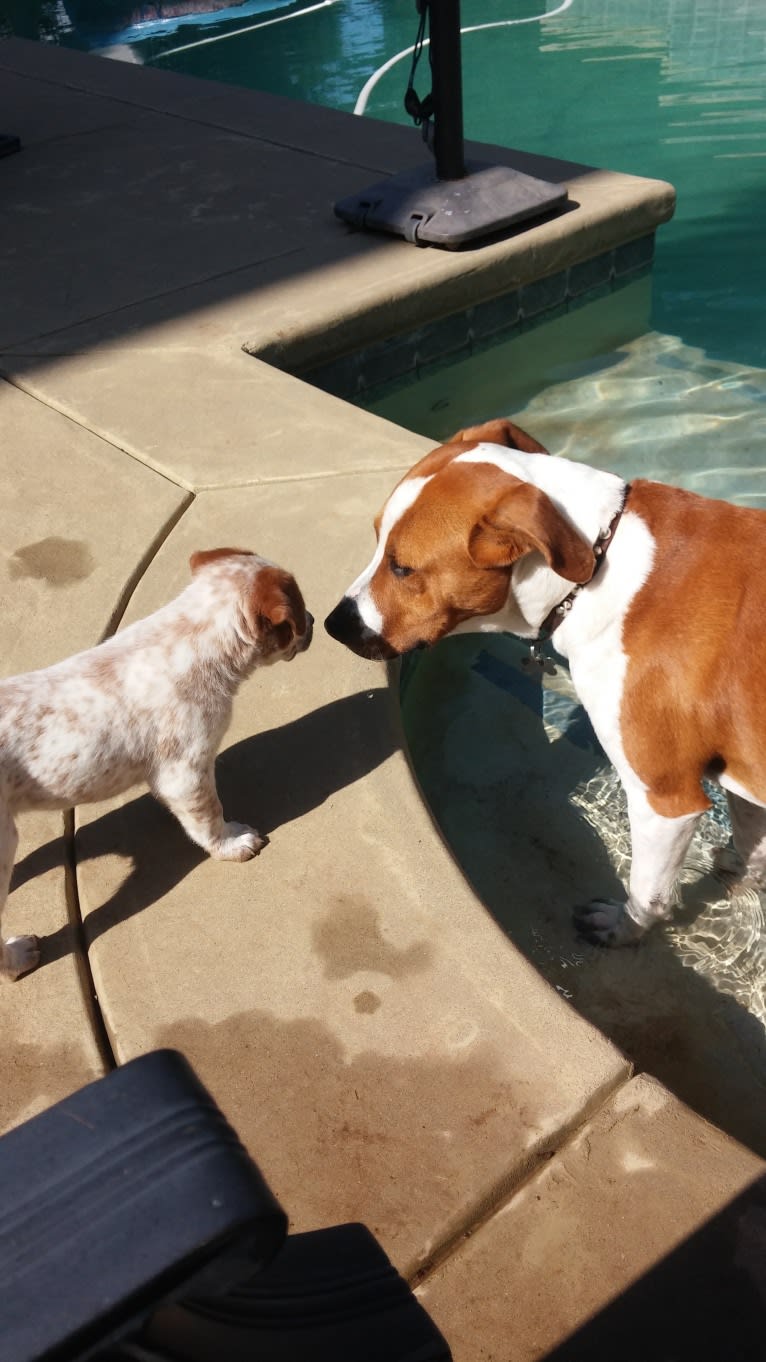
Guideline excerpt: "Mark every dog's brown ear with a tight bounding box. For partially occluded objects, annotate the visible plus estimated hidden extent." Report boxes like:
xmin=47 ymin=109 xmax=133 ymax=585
xmin=246 ymin=566 xmax=307 ymax=647
xmin=449 ymin=418 xmax=549 ymax=455
xmin=469 ymin=481 xmax=594 ymax=583
xmin=189 ymin=547 xmax=253 ymax=575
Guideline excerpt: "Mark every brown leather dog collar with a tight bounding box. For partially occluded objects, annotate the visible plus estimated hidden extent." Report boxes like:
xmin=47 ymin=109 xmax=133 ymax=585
xmin=536 ymin=482 xmax=631 ymax=646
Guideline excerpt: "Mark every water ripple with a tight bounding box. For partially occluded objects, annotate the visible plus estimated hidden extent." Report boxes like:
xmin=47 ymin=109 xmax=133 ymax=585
xmin=571 ymin=767 xmax=766 ymax=1030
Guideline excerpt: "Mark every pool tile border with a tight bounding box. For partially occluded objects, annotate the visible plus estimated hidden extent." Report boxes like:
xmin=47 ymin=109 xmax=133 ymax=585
xmin=305 ymin=234 xmax=654 ymax=404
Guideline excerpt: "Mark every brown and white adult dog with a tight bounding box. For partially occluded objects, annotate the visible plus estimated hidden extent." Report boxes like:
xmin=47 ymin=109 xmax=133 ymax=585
xmin=0 ymin=548 xmax=312 ymax=979
xmin=326 ymin=417 xmax=766 ymax=947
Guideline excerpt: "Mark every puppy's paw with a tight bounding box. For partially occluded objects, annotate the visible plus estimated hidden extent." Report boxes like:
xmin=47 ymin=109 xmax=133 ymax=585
xmin=2 ymin=934 xmax=41 ymax=980
xmin=213 ymin=822 xmax=267 ymax=862
xmin=573 ymin=899 xmax=644 ymax=948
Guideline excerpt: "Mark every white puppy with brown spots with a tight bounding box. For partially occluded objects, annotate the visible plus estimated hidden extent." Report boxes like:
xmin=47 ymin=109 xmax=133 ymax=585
xmin=0 ymin=548 xmax=313 ymax=979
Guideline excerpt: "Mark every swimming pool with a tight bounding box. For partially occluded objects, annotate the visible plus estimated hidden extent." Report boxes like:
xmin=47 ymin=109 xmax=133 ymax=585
xmin=32 ymin=2 xmax=766 ymax=369
xmin=29 ymin=2 xmax=766 ymax=495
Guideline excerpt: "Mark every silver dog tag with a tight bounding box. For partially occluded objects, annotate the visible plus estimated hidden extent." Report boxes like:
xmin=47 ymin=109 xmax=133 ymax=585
xmin=521 ymin=643 xmax=557 ymax=676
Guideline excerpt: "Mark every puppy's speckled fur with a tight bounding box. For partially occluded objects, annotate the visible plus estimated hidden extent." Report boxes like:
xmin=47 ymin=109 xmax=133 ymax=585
xmin=0 ymin=548 xmax=312 ymax=979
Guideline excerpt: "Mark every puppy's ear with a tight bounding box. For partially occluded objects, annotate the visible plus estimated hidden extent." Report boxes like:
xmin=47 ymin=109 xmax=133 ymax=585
xmin=469 ymin=480 xmax=594 ymax=583
xmin=190 ymin=547 xmax=253 ymax=575
xmin=245 ymin=566 xmax=307 ymax=648
xmin=450 ymin=418 xmax=549 ymax=455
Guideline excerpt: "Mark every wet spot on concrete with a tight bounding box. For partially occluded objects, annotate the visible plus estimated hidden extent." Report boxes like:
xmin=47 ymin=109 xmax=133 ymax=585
xmin=312 ymin=896 xmax=433 ymax=981
xmin=8 ymin=538 xmax=95 ymax=587
xmin=354 ymin=990 xmax=382 ymax=1014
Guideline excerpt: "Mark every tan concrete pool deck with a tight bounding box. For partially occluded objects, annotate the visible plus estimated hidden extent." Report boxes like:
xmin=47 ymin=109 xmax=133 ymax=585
xmin=0 ymin=36 xmax=762 ymax=1358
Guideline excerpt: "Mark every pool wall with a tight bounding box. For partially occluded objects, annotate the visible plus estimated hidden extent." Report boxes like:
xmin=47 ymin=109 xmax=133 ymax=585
xmin=305 ymin=233 xmax=655 ymax=404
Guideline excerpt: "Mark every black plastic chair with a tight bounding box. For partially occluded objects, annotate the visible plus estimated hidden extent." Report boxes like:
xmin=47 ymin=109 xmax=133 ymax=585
xmin=0 ymin=1050 xmax=450 ymax=1361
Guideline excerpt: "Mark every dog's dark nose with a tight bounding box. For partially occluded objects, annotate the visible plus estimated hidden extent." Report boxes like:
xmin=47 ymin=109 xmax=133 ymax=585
xmin=325 ymin=596 xmax=399 ymax=660
xmin=324 ymin=596 xmax=362 ymax=644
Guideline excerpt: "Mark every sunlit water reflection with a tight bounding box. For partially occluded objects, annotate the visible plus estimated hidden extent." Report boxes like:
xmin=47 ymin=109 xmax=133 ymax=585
xmin=572 ymin=765 xmax=766 ymax=1031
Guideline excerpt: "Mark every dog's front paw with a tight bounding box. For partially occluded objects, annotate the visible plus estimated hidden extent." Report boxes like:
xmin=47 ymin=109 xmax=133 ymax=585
xmin=212 ymin=822 xmax=267 ymax=862
xmin=573 ymin=899 xmax=644 ymax=948
xmin=2 ymin=934 xmax=41 ymax=979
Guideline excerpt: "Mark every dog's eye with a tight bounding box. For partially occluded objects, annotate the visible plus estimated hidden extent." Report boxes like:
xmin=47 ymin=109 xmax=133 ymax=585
xmin=390 ymin=558 xmax=414 ymax=579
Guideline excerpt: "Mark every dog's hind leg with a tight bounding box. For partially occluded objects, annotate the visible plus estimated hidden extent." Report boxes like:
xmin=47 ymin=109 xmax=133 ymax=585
xmin=152 ymin=761 xmax=266 ymax=862
xmin=0 ymin=804 xmax=40 ymax=979
xmin=718 ymin=789 xmax=766 ymax=887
